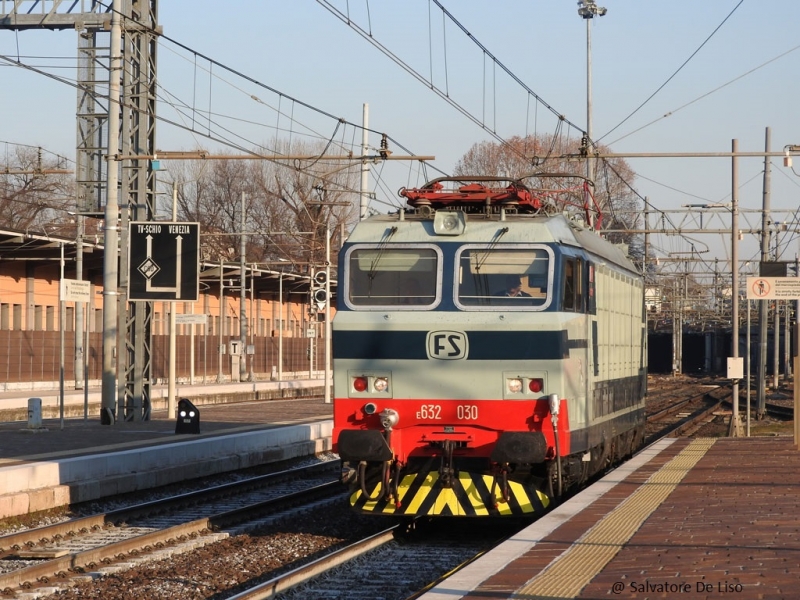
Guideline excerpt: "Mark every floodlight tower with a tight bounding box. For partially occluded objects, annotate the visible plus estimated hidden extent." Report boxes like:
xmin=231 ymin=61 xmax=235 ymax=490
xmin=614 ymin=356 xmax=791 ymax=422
xmin=577 ymin=0 xmax=607 ymax=202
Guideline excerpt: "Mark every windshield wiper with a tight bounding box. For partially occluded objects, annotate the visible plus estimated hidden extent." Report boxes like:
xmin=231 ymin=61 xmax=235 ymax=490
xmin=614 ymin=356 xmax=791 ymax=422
xmin=366 ymin=226 xmax=398 ymax=296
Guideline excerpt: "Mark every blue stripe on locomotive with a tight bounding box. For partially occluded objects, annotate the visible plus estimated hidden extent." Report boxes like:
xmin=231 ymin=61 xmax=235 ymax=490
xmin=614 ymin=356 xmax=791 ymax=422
xmin=334 ymin=330 xmax=587 ymax=360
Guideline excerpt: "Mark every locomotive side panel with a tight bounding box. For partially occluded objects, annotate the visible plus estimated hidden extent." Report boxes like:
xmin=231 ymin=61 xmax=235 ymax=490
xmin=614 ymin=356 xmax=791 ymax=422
xmin=576 ymin=261 xmax=646 ymax=456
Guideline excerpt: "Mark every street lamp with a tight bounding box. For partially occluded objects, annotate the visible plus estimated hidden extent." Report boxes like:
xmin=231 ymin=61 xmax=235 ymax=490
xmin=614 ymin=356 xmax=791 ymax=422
xmin=577 ymin=0 xmax=606 ymax=228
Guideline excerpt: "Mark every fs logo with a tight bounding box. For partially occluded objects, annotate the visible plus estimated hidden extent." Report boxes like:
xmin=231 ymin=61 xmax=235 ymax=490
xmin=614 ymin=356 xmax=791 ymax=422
xmin=426 ymin=330 xmax=468 ymax=360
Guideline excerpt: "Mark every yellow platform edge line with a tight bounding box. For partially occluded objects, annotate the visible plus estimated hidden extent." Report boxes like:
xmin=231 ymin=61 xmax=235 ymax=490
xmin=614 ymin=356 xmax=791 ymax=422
xmin=514 ymin=438 xmax=716 ymax=599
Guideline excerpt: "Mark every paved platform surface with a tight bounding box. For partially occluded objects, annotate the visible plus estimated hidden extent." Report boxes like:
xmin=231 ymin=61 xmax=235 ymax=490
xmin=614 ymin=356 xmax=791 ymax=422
xmin=0 ymin=375 xmax=326 ymax=421
xmin=421 ymin=436 xmax=800 ymax=600
xmin=0 ymin=393 xmax=333 ymax=464
xmin=0 ymin=388 xmax=334 ymax=520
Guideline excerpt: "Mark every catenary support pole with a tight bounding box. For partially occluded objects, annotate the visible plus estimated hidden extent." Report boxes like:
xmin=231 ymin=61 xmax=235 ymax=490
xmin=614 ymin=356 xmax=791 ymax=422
xmin=101 ymin=0 xmax=122 ymax=424
xmin=74 ymin=215 xmax=84 ymax=389
xmin=360 ymin=104 xmax=369 ymax=220
xmin=59 ymin=242 xmax=65 ymax=430
xmin=240 ymin=191 xmax=248 ymax=381
xmin=324 ymin=227 xmax=332 ymax=404
xmin=757 ymin=127 xmax=771 ymax=418
xmin=731 ymin=139 xmax=740 ymax=436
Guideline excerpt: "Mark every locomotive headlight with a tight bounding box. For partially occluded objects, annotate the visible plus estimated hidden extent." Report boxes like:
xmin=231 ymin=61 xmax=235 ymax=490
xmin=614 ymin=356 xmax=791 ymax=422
xmin=507 ymin=378 xmax=523 ymax=394
xmin=379 ymin=408 xmax=400 ymax=430
xmin=373 ymin=377 xmax=389 ymax=393
xmin=433 ymin=210 xmax=466 ymax=235
xmin=364 ymin=402 xmax=378 ymax=415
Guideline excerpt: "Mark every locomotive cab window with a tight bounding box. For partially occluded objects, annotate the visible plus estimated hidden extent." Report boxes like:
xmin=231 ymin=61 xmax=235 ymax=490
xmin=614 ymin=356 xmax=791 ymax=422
xmin=455 ymin=245 xmax=553 ymax=310
xmin=562 ymin=257 xmax=584 ymax=312
xmin=344 ymin=245 xmax=441 ymax=309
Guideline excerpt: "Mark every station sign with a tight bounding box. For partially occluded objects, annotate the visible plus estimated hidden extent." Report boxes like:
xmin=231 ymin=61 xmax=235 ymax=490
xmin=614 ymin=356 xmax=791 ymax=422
xmin=60 ymin=278 xmax=92 ymax=303
xmin=745 ymin=276 xmax=800 ymax=300
xmin=175 ymin=314 xmax=208 ymax=325
xmin=128 ymin=222 xmax=200 ymax=301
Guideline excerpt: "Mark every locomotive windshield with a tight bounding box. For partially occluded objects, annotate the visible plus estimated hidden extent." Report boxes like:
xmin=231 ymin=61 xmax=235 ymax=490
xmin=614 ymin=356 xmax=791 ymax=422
xmin=346 ymin=245 xmax=440 ymax=307
xmin=456 ymin=246 xmax=552 ymax=309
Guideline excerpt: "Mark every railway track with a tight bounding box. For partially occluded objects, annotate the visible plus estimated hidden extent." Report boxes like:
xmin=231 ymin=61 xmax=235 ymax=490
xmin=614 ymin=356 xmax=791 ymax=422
xmin=645 ymin=383 xmax=729 ymax=443
xmin=226 ymin=521 xmax=518 ymax=600
xmin=0 ymin=462 xmax=343 ymax=598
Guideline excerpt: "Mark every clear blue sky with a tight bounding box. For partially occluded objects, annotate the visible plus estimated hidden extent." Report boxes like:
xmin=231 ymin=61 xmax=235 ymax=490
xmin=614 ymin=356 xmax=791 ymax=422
xmin=2 ymin=0 xmax=798 ymax=266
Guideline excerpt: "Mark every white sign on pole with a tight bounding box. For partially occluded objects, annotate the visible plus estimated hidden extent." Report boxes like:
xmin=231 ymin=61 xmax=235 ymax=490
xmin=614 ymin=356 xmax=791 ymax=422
xmin=229 ymin=340 xmax=242 ymax=356
xmin=60 ymin=278 xmax=92 ymax=303
xmin=727 ymin=357 xmax=744 ymax=379
xmin=175 ymin=313 xmax=208 ymax=325
xmin=746 ymin=276 xmax=800 ymax=300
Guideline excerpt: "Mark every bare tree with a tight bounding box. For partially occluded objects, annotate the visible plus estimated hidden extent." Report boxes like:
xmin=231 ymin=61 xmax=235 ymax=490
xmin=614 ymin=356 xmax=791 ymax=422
xmin=0 ymin=147 xmax=74 ymax=230
xmin=252 ymin=140 xmax=359 ymax=270
xmin=164 ymin=141 xmax=359 ymax=270
xmin=453 ymin=134 xmax=642 ymax=255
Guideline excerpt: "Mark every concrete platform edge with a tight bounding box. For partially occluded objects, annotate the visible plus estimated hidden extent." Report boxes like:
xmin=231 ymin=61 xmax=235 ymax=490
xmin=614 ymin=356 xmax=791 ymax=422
xmin=0 ymin=420 xmax=334 ymax=520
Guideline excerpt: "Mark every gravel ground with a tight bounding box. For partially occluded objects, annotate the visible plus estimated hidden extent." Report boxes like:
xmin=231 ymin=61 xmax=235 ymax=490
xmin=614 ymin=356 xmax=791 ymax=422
xmin=41 ymin=504 xmax=394 ymax=600
xmin=0 ymin=454 xmax=339 ymax=537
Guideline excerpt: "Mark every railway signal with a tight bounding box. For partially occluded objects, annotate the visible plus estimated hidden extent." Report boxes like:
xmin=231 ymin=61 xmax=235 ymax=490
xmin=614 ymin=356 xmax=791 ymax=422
xmin=311 ymin=269 xmax=328 ymax=312
xmin=175 ymin=398 xmax=200 ymax=435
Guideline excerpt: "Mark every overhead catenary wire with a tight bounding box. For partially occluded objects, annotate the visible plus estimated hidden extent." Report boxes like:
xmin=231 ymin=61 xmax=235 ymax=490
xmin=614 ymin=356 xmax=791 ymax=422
xmin=4 ymin=0 xmax=441 ymax=210
xmin=606 ymin=43 xmax=800 ymax=147
xmin=317 ymin=0 xmax=580 ymax=166
xmin=598 ymin=0 xmax=745 ymax=144
xmin=0 ymin=49 xmax=419 ymax=205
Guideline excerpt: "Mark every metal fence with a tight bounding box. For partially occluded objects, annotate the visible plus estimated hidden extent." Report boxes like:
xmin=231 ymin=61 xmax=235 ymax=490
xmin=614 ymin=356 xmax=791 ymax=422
xmin=0 ymin=330 xmax=325 ymax=386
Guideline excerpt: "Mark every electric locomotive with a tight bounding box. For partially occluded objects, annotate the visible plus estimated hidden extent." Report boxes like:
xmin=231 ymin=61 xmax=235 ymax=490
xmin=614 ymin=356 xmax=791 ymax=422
xmin=332 ymin=176 xmax=646 ymax=517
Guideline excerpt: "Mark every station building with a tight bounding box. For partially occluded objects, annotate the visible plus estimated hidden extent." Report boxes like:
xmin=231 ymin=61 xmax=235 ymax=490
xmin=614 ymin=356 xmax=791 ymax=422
xmin=0 ymin=227 xmax=334 ymax=391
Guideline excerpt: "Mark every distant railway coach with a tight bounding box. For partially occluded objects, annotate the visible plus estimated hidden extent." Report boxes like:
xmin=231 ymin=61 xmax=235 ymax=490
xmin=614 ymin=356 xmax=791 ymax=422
xmin=332 ymin=176 xmax=647 ymax=518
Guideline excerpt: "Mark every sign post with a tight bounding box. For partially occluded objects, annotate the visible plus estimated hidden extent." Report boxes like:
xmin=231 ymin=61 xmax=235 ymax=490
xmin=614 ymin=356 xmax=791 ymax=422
xmin=746 ymin=277 xmax=800 ymax=449
xmin=177 ymin=314 xmax=207 ymax=385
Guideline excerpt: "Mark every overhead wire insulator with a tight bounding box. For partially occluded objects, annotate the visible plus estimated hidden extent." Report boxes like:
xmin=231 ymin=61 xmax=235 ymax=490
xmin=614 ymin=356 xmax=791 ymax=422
xmin=580 ymin=134 xmax=589 ymax=157
xmin=379 ymin=134 xmax=390 ymax=159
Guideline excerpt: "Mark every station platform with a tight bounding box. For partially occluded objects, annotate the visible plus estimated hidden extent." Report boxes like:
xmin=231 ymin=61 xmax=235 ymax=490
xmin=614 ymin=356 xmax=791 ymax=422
xmin=421 ymin=436 xmax=800 ymax=600
xmin=0 ymin=386 xmax=333 ymax=520
xmin=0 ymin=374 xmax=326 ymax=421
